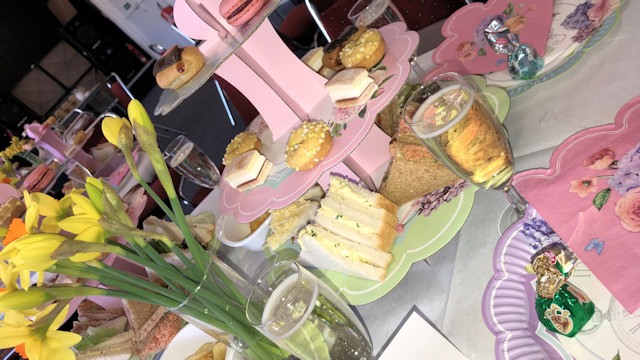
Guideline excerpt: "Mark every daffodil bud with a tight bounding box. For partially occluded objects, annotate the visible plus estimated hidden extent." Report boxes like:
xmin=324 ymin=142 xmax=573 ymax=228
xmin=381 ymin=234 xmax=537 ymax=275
xmin=128 ymin=99 xmax=156 ymax=138
xmin=101 ymin=117 xmax=132 ymax=148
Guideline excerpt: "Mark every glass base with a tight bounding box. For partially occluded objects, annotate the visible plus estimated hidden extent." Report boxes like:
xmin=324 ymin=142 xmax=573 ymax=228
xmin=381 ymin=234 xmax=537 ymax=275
xmin=498 ymin=204 xmax=522 ymax=235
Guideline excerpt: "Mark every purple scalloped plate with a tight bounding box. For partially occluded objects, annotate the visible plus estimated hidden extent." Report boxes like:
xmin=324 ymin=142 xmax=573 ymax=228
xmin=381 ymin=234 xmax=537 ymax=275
xmin=482 ymin=206 xmax=640 ymax=359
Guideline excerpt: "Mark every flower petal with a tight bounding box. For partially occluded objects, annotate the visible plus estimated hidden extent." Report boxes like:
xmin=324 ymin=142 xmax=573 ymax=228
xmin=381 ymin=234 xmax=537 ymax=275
xmin=0 ymin=327 xmax=29 ymax=348
xmin=30 ymin=193 xmax=60 ymax=217
xmin=58 ymin=215 xmax=99 ymax=235
xmin=70 ymin=193 xmax=101 ymax=219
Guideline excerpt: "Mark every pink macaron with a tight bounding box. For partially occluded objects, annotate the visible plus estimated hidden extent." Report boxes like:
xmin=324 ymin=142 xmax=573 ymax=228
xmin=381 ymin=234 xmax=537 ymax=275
xmin=219 ymin=0 xmax=266 ymax=27
xmin=23 ymin=164 xmax=55 ymax=193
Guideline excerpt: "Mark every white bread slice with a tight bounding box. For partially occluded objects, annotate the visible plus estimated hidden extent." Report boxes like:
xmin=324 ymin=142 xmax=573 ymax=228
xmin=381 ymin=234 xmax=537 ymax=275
xmin=322 ymin=193 xmax=398 ymax=228
xmin=224 ymin=150 xmax=265 ymax=188
xmin=325 ymin=68 xmax=373 ymax=102
xmin=266 ymin=199 xmax=320 ymax=250
xmin=329 ymin=176 xmax=398 ymax=215
xmin=237 ymin=159 xmax=272 ymax=192
xmin=301 ymin=183 xmax=324 ymax=201
xmin=335 ymin=81 xmax=378 ymax=109
xmin=298 ymin=224 xmax=392 ymax=281
xmin=301 ymin=47 xmax=323 ymax=72
xmin=315 ymin=207 xmax=395 ymax=252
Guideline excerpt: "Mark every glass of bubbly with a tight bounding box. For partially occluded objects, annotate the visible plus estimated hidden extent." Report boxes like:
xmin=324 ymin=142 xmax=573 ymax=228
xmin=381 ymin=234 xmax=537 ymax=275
xmin=403 ymin=72 xmax=528 ymax=232
xmin=246 ymin=260 xmax=373 ymax=360
xmin=163 ymin=135 xmax=221 ymax=189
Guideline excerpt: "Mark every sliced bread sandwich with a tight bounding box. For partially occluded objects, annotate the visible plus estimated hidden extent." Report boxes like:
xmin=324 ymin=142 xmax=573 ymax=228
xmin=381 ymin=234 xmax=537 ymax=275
xmin=314 ymin=176 xmax=398 ymax=252
xmin=379 ymin=101 xmax=461 ymax=205
xmin=265 ymin=184 xmax=324 ymax=250
xmin=298 ymin=224 xmax=393 ymax=281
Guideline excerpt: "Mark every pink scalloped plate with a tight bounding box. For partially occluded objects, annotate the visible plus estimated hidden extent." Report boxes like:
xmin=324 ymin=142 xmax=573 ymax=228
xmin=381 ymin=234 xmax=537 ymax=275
xmin=424 ymin=0 xmax=552 ymax=80
xmin=513 ymin=95 xmax=640 ymax=314
xmin=219 ymin=23 xmax=419 ymax=222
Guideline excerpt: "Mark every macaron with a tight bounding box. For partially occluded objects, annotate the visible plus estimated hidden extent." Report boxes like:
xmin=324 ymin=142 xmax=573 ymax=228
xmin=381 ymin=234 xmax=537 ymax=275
xmin=219 ymin=0 xmax=266 ymax=27
xmin=23 ymin=164 xmax=55 ymax=193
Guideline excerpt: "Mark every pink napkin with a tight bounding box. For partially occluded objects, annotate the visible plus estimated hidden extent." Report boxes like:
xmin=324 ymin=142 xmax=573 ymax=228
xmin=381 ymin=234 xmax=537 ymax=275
xmin=514 ymin=95 xmax=640 ymax=313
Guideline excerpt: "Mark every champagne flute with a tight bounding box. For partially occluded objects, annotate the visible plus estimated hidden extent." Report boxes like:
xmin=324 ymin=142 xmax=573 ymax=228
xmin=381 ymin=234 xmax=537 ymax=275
xmin=163 ymin=135 xmax=221 ymax=189
xmin=402 ymin=72 xmax=528 ymax=233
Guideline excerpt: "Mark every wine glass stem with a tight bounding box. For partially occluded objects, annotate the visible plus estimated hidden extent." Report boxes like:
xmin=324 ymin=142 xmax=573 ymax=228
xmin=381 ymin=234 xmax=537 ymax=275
xmin=504 ymin=185 xmax=528 ymax=219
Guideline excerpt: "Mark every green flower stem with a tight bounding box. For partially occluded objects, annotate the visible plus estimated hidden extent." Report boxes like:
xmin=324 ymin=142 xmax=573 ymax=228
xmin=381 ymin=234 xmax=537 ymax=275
xmin=122 ymin=150 xmax=177 ymax=223
xmin=209 ymin=262 xmax=247 ymax=307
xmin=106 ymin=239 xmax=200 ymax=283
xmin=53 ymin=261 xmax=186 ymax=306
xmin=168 ymin=195 xmax=208 ymax=271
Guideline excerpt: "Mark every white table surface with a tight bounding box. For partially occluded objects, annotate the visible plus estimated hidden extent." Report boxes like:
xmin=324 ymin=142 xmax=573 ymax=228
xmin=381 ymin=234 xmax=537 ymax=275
xmin=195 ymin=1 xmax=640 ymax=358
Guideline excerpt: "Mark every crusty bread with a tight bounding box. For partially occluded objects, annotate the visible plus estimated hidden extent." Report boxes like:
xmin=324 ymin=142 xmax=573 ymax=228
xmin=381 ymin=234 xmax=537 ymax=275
xmin=335 ymin=82 xmax=378 ymax=109
xmin=298 ymin=224 xmax=392 ymax=281
xmin=154 ymin=46 xmax=205 ymax=89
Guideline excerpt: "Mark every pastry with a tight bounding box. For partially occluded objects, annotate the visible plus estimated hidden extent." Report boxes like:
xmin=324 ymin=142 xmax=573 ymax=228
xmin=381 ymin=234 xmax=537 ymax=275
xmin=153 ymin=45 xmax=205 ymax=89
xmin=222 ymin=131 xmax=262 ymax=165
xmin=219 ymin=0 xmax=266 ymax=27
xmin=325 ymin=68 xmax=378 ymax=108
xmin=223 ymin=150 xmax=272 ymax=191
xmin=0 ymin=198 xmax=26 ymax=228
xmin=285 ymin=121 xmax=332 ymax=171
xmin=22 ymin=163 xmax=56 ymax=193
xmin=340 ymin=28 xmax=386 ymax=70
xmin=321 ymin=26 xmax=367 ymax=71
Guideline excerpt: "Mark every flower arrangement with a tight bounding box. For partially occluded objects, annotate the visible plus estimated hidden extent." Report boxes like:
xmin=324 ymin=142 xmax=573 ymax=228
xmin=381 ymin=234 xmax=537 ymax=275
xmin=0 ymin=100 xmax=288 ymax=360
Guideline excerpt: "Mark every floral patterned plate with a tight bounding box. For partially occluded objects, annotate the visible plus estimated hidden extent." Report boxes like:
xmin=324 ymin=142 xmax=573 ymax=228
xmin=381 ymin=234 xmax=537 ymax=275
xmin=513 ymin=94 xmax=640 ymax=314
xmin=484 ymin=0 xmax=622 ymax=97
xmin=482 ymin=206 xmax=640 ymax=359
xmin=269 ymin=78 xmax=510 ymax=305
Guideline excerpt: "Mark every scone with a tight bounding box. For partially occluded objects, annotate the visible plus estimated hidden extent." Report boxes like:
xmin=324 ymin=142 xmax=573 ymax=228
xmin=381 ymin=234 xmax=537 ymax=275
xmin=223 ymin=131 xmax=262 ymax=166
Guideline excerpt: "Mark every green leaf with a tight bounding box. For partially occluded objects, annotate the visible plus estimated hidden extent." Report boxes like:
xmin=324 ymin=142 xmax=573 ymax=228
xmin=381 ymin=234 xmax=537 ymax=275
xmin=358 ymin=105 xmax=367 ymax=118
xmin=478 ymin=48 xmax=487 ymax=56
xmin=50 ymin=239 xmax=121 ymax=259
xmin=378 ymin=74 xmax=394 ymax=88
xmin=378 ymin=65 xmax=387 ymax=71
xmin=613 ymin=350 xmax=621 ymax=360
xmin=593 ymin=188 xmax=611 ymax=210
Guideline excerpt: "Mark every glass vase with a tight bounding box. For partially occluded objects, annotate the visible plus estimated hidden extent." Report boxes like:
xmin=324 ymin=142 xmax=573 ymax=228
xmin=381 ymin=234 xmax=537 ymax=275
xmin=169 ymin=255 xmax=289 ymax=360
xmin=246 ymin=260 xmax=373 ymax=360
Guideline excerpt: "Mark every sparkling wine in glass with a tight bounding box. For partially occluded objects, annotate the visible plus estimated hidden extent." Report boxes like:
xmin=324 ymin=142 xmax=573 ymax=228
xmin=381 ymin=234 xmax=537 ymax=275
xmin=164 ymin=135 xmax=220 ymax=189
xmin=246 ymin=260 xmax=372 ymax=360
xmin=403 ymin=72 xmax=528 ymax=232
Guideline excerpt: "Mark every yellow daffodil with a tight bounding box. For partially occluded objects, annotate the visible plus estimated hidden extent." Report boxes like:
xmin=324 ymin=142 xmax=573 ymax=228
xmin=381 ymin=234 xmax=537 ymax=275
xmin=23 ymin=190 xmax=82 ymax=234
xmin=0 ymin=261 xmax=41 ymax=314
xmin=23 ymin=191 xmax=39 ymax=234
xmin=127 ymin=99 xmax=156 ymax=137
xmin=68 ymin=226 xmax=105 ymax=262
xmin=85 ymin=177 xmax=104 ymax=213
xmin=0 ymin=304 xmax=81 ymax=360
xmin=101 ymin=116 xmax=132 ymax=147
xmin=0 ymin=233 xmax=66 ymax=272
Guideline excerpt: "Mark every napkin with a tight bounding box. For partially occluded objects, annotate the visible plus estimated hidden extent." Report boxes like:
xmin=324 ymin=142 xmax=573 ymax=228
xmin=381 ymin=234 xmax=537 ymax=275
xmin=514 ymin=95 xmax=640 ymax=313
xmin=377 ymin=306 xmax=467 ymax=360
